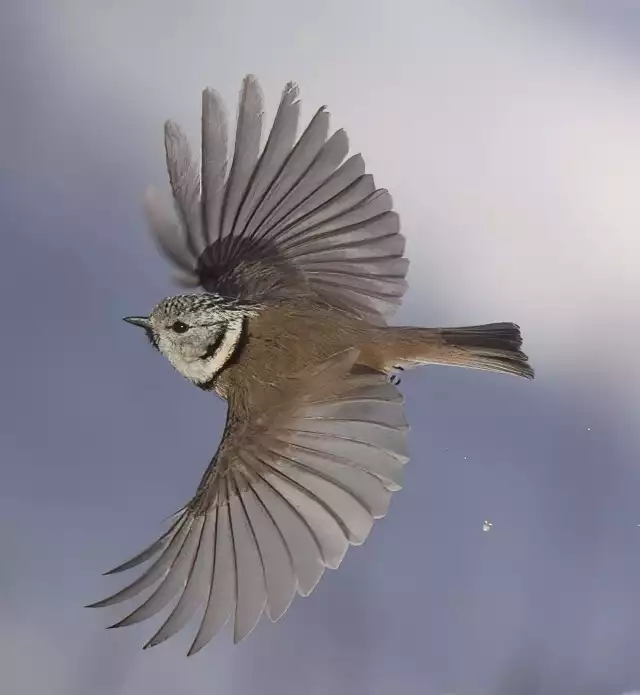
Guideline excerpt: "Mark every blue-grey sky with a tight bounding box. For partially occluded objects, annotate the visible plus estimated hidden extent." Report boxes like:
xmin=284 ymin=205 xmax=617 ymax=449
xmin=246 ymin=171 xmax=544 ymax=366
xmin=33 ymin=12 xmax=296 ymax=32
xmin=2 ymin=1 xmax=640 ymax=694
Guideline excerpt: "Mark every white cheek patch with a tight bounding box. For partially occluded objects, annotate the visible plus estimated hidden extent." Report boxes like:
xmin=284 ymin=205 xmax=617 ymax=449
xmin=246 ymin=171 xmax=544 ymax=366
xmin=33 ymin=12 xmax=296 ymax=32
xmin=162 ymin=318 xmax=245 ymax=385
xmin=175 ymin=356 xmax=218 ymax=384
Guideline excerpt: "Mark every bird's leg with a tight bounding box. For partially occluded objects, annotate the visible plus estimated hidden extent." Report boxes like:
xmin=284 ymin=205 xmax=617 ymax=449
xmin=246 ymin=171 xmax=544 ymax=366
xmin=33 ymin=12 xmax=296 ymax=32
xmin=389 ymin=365 xmax=405 ymax=386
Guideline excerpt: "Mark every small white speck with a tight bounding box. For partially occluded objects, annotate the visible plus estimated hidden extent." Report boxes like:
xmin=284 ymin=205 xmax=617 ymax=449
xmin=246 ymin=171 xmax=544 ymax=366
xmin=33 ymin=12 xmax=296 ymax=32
xmin=587 ymin=427 xmax=591 ymax=432
xmin=463 ymin=456 xmax=467 ymax=460
xmin=482 ymin=519 xmax=493 ymax=532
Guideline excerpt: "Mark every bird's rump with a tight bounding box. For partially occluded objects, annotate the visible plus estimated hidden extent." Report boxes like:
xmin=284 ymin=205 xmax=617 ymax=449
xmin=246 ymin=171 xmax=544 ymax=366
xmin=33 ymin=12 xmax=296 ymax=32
xmin=88 ymin=348 xmax=409 ymax=653
xmin=144 ymin=76 xmax=409 ymax=323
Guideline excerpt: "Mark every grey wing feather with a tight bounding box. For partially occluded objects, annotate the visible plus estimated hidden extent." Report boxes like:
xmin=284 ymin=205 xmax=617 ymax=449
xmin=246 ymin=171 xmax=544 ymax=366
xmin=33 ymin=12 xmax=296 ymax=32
xmin=231 ymin=81 xmax=300 ymax=243
xmin=201 ymin=87 xmax=228 ymax=249
xmin=220 ymin=76 xmax=264 ymax=244
xmin=143 ymin=186 xmax=197 ymax=275
xmin=144 ymin=75 xmax=409 ymax=323
xmin=87 ymin=349 xmax=409 ymax=652
xmin=164 ymin=122 xmax=207 ymax=257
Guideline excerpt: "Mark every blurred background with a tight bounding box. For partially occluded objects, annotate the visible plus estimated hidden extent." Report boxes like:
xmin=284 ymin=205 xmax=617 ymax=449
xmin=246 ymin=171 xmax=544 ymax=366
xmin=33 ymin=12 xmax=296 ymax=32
xmin=2 ymin=1 xmax=640 ymax=693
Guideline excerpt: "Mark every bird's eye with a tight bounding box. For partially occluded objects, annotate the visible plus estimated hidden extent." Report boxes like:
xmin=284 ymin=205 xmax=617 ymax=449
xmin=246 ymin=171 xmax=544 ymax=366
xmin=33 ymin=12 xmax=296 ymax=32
xmin=171 ymin=321 xmax=190 ymax=333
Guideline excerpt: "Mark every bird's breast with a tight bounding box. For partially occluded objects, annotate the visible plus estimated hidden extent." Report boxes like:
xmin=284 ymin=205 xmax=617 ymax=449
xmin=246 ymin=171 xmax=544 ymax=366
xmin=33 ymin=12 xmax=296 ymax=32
xmin=215 ymin=302 xmax=369 ymax=399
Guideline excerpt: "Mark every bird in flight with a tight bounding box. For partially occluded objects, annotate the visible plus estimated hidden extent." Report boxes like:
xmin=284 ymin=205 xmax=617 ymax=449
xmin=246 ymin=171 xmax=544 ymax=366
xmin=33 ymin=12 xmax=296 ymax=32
xmin=88 ymin=75 xmax=533 ymax=654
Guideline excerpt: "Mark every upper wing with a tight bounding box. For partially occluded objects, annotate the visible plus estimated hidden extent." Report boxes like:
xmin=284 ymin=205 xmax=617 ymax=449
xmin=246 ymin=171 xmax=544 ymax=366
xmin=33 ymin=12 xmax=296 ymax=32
xmin=88 ymin=348 xmax=409 ymax=653
xmin=145 ymin=75 xmax=409 ymax=324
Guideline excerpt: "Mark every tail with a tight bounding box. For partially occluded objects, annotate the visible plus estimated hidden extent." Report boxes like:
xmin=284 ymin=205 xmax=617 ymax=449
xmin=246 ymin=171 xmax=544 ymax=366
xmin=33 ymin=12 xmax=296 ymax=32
xmin=385 ymin=322 xmax=534 ymax=380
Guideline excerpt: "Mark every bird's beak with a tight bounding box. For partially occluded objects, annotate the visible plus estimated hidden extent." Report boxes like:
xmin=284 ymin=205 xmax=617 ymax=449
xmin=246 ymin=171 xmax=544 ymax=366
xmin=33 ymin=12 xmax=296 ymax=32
xmin=123 ymin=316 xmax=151 ymax=329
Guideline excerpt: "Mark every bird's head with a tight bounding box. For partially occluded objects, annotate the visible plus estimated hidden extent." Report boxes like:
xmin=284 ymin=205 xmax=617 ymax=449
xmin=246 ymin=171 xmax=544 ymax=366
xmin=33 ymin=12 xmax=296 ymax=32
xmin=124 ymin=293 xmax=256 ymax=386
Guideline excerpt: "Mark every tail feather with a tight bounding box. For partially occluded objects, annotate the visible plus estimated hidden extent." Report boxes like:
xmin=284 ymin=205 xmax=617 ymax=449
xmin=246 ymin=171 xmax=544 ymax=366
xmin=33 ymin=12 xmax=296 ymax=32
xmin=440 ymin=322 xmax=534 ymax=379
xmin=387 ymin=322 xmax=534 ymax=380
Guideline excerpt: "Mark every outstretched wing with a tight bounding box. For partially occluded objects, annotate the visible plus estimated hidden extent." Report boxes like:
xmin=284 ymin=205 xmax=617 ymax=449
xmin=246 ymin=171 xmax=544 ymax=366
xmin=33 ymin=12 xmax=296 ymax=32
xmin=145 ymin=75 xmax=409 ymax=324
xmin=88 ymin=349 xmax=409 ymax=653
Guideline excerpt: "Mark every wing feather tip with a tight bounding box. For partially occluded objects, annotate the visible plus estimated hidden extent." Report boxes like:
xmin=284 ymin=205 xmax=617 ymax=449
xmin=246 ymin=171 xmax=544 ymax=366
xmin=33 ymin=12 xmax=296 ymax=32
xmin=101 ymin=563 xmax=129 ymax=577
xmin=164 ymin=119 xmax=184 ymax=142
xmin=264 ymin=601 xmax=292 ymax=623
xmin=233 ymin=622 xmax=258 ymax=645
xmin=187 ymin=634 xmax=212 ymax=656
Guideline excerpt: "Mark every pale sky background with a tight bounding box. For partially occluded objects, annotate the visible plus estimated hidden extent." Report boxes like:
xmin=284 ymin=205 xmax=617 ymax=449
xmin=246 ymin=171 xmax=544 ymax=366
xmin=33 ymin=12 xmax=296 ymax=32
xmin=2 ymin=1 xmax=640 ymax=694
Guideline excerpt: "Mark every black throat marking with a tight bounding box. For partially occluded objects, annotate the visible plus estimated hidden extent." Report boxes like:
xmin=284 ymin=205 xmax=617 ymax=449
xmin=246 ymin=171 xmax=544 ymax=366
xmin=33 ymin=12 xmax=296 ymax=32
xmin=199 ymin=332 xmax=227 ymax=361
xmin=197 ymin=317 xmax=249 ymax=391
